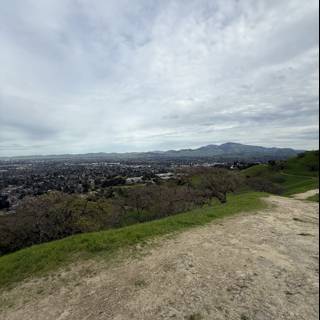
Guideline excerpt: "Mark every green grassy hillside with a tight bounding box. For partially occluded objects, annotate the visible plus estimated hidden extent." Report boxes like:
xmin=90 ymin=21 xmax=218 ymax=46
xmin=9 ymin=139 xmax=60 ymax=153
xmin=243 ymin=151 xmax=319 ymax=195
xmin=243 ymin=164 xmax=274 ymax=178
xmin=0 ymin=151 xmax=317 ymax=290
xmin=0 ymin=192 xmax=266 ymax=289
xmin=284 ymin=150 xmax=319 ymax=177
xmin=307 ymin=193 xmax=319 ymax=202
xmin=280 ymin=174 xmax=318 ymax=196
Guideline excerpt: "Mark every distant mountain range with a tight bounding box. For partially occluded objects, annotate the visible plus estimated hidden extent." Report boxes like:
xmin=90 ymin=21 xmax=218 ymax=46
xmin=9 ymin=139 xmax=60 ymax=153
xmin=0 ymin=143 xmax=304 ymax=162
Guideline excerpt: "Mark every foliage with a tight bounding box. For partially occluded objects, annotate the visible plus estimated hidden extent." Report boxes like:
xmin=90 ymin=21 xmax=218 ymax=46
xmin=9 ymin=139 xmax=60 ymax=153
xmin=1 ymin=151 xmax=317 ymax=260
xmin=0 ymin=168 xmax=242 ymax=255
xmin=281 ymin=174 xmax=319 ymax=196
xmin=246 ymin=177 xmax=284 ymax=195
xmin=180 ymin=167 xmax=244 ymax=203
xmin=0 ymin=192 xmax=266 ymax=289
xmin=306 ymin=193 xmax=319 ymax=202
xmin=0 ymin=193 xmax=113 ymax=255
xmin=242 ymin=151 xmax=319 ymax=195
xmin=283 ymin=151 xmax=319 ymax=177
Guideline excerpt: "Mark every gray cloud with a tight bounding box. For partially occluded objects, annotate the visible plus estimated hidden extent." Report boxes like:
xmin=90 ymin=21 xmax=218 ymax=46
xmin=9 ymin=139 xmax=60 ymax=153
xmin=0 ymin=0 xmax=318 ymax=156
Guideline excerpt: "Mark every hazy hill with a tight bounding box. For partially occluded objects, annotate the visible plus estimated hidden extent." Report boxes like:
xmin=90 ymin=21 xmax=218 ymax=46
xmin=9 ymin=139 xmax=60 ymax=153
xmin=161 ymin=143 xmax=302 ymax=160
xmin=0 ymin=142 xmax=304 ymax=161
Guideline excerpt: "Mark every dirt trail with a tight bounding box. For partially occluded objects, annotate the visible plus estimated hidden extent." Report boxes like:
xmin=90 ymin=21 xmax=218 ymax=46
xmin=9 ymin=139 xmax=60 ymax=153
xmin=1 ymin=194 xmax=319 ymax=320
xmin=293 ymin=189 xmax=319 ymax=200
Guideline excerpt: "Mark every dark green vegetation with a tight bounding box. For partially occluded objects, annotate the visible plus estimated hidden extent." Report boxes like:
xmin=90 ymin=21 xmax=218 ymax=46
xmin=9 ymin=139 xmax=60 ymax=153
xmin=0 ymin=151 xmax=317 ymax=289
xmin=0 ymin=168 xmax=242 ymax=255
xmin=243 ymin=151 xmax=319 ymax=196
xmin=0 ymin=192 xmax=266 ymax=289
xmin=284 ymin=150 xmax=319 ymax=176
xmin=306 ymin=194 xmax=319 ymax=202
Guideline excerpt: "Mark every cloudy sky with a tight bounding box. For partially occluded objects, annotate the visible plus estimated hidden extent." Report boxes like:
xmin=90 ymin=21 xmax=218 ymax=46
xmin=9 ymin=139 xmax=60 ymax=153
xmin=0 ymin=0 xmax=319 ymax=156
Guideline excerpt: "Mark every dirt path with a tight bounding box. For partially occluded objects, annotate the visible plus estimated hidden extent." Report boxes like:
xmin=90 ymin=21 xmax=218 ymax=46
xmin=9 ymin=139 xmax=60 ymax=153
xmin=293 ymin=189 xmax=319 ymax=200
xmin=1 ymin=194 xmax=319 ymax=320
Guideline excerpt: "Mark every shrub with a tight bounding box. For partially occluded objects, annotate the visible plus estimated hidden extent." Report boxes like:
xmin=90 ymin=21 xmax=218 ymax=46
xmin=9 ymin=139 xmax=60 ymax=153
xmin=246 ymin=177 xmax=284 ymax=195
xmin=182 ymin=168 xmax=244 ymax=203
xmin=0 ymin=192 xmax=113 ymax=255
xmin=270 ymin=174 xmax=286 ymax=184
xmin=111 ymin=184 xmax=209 ymax=227
xmin=0 ymin=168 xmax=245 ymax=255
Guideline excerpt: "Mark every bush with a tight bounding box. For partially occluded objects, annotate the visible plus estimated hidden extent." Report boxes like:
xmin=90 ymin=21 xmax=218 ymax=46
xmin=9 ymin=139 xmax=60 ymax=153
xmin=270 ymin=174 xmax=286 ymax=184
xmin=111 ymin=184 xmax=209 ymax=227
xmin=0 ymin=192 xmax=114 ymax=255
xmin=182 ymin=168 xmax=244 ymax=203
xmin=0 ymin=168 xmax=245 ymax=255
xmin=246 ymin=177 xmax=284 ymax=195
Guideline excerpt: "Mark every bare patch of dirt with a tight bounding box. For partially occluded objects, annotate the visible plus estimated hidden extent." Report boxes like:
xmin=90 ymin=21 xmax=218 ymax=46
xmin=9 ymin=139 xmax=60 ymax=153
xmin=0 ymin=195 xmax=319 ymax=320
xmin=293 ymin=189 xmax=319 ymax=200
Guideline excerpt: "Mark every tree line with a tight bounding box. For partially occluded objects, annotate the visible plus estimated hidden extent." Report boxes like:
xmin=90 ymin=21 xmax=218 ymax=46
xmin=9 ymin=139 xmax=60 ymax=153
xmin=0 ymin=167 xmax=282 ymax=255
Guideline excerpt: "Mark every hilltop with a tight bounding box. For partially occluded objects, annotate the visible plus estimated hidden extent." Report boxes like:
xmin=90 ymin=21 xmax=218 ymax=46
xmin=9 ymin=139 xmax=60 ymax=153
xmin=0 ymin=151 xmax=318 ymax=286
xmin=0 ymin=191 xmax=318 ymax=320
xmin=0 ymin=151 xmax=319 ymax=319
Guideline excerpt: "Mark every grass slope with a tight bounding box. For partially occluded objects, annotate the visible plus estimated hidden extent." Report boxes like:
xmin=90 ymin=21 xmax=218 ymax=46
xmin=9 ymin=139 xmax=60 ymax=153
xmin=0 ymin=192 xmax=266 ymax=289
xmin=281 ymin=174 xmax=318 ymax=196
xmin=284 ymin=151 xmax=319 ymax=177
xmin=243 ymin=151 xmax=319 ymax=195
xmin=306 ymin=193 xmax=319 ymax=202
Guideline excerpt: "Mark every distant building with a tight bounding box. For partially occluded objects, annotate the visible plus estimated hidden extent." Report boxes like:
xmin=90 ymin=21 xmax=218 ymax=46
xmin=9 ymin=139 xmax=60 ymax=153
xmin=155 ymin=172 xmax=175 ymax=180
xmin=126 ymin=176 xmax=144 ymax=184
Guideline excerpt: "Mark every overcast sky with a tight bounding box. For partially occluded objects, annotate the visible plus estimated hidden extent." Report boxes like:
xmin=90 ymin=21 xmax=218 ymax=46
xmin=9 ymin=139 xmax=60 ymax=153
xmin=0 ymin=0 xmax=319 ymax=156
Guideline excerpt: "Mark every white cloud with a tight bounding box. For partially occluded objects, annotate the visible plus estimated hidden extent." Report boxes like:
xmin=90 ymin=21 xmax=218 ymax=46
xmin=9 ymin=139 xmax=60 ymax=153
xmin=0 ymin=0 xmax=318 ymax=155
